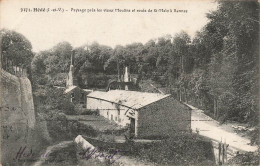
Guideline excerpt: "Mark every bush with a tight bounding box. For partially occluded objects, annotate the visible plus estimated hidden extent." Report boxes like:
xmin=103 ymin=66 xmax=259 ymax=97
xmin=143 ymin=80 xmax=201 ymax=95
xmin=62 ymin=102 xmax=75 ymax=115
xmin=81 ymin=110 xmax=99 ymax=116
xmin=74 ymin=104 xmax=86 ymax=115
xmin=46 ymin=112 xmax=70 ymax=141
xmin=130 ymin=134 xmax=215 ymax=166
xmin=226 ymin=152 xmax=259 ymax=165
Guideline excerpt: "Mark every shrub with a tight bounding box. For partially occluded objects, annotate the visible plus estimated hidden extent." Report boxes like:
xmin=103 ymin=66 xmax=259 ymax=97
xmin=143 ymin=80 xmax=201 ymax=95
xmin=226 ymin=152 xmax=259 ymax=165
xmin=75 ymin=104 xmax=87 ymax=115
xmin=81 ymin=109 xmax=99 ymax=116
xmin=130 ymin=134 xmax=215 ymax=165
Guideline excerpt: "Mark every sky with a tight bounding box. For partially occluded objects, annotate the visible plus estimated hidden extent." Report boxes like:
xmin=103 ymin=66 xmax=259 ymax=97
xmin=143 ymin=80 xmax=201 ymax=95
xmin=0 ymin=0 xmax=218 ymax=52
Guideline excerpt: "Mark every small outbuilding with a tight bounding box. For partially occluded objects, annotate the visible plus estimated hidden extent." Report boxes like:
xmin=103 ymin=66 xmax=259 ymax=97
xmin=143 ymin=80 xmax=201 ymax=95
xmin=86 ymin=90 xmax=191 ymax=138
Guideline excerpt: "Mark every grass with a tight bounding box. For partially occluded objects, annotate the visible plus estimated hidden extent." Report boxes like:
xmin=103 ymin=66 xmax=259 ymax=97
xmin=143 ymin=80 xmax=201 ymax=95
xmin=66 ymin=114 xmax=122 ymax=132
xmin=83 ymin=133 xmax=216 ymax=166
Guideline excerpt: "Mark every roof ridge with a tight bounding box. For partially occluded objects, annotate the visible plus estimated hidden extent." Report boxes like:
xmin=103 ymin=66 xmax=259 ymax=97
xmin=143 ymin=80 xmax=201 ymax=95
xmin=87 ymin=90 xmax=171 ymax=109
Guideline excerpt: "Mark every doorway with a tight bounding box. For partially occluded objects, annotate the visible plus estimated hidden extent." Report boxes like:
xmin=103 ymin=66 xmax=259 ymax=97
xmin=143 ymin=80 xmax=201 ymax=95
xmin=130 ymin=118 xmax=135 ymax=138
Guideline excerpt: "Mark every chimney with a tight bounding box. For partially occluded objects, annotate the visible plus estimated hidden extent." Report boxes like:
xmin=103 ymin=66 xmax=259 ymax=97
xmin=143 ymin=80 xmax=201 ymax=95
xmin=66 ymin=52 xmax=75 ymax=88
xmin=124 ymin=66 xmax=130 ymax=90
xmin=124 ymin=66 xmax=129 ymax=82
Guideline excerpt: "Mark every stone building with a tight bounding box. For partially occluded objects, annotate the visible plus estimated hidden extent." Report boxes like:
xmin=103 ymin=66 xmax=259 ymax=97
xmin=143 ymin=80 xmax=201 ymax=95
xmin=64 ymin=54 xmax=92 ymax=106
xmin=86 ymin=90 xmax=191 ymax=138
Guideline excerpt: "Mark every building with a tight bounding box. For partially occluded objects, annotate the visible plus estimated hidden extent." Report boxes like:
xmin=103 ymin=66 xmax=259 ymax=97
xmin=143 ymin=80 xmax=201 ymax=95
xmin=64 ymin=86 xmax=89 ymax=106
xmin=86 ymin=90 xmax=191 ymax=138
xmin=64 ymin=54 xmax=92 ymax=107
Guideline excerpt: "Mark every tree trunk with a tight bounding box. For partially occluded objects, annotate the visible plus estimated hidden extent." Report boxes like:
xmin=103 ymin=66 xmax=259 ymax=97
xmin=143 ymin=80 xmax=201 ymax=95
xmin=117 ymin=60 xmax=120 ymax=82
xmin=179 ymin=88 xmax=182 ymax=101
xmin=214 ymin=97 xmax=216 ymax=118
xmin=181 ymin=55 xmax=184 ymax=73
xmin=184 ymin=88 xmax=187 ymax=102
xmin=216 ymin=99 xmax=218 ymax=118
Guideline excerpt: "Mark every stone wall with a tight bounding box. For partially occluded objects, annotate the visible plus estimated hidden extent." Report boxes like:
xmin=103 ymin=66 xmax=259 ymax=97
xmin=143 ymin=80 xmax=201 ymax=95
xmin=136 ymin=96 xmax=191 ymax=138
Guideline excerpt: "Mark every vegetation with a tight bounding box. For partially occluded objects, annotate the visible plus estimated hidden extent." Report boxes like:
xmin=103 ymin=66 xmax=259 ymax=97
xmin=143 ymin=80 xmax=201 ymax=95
xmin=0 ymin=29 xmax=34 ymax=68
xmin=0 ymin=29 xmax=34 ymax=79
xmin=132 ymin=135 xmax=215 ymax=166
xmin=31 ymin=1 xmax=259 ymax=138
xmin=84 ymin=134 xmax=215 ymax=166
xmin=225 ymin=152 xmax=259 ymax=166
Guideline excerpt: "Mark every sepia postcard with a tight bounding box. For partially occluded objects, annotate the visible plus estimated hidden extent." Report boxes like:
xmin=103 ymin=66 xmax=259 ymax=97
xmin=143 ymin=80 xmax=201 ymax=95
xmin=0 ymin=0 xmax=259 ymax=165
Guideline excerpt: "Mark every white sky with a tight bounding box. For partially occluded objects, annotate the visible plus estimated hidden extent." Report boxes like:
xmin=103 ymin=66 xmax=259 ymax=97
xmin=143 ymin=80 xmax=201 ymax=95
xmin=0 ymin=0 xmax=217 ymax=52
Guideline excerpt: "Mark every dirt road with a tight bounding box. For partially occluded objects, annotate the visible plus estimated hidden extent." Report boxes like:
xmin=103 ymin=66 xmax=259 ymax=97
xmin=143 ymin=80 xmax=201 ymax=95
xmin=188 ymin=104 xmax=258 ymax=152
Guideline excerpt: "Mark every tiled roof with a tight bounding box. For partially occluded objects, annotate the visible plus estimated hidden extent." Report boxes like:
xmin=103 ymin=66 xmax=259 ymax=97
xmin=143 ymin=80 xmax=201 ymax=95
xmin=87 ymin=90 xmax=170 ymax=109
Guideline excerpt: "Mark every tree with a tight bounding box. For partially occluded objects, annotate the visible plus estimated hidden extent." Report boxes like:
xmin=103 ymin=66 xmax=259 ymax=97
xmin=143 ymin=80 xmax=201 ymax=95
xmin=0 ymin=29 xmax=34 ymax=70
xmin=44 ymin=42 xmax=72 ymax=76
xmin=206 ymin=1 xmax=259 ymax=123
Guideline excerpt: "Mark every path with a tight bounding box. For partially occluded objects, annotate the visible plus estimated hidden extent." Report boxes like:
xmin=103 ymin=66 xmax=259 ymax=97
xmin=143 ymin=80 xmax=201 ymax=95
xmin=75 ymin=135 xmax=155 ymax=166
xmin=32 ymin=141 xmax=73 ymax=166
xmin=115 ymin=156 xmax=155 ymax=166
xmin=187 ymin=103 xmax=258 ymax=152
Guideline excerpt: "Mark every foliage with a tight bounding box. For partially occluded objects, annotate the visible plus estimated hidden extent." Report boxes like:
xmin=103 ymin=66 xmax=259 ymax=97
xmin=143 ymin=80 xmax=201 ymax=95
xmin=226 ymin=152 xmax=259 ymax=166
xmin=130 ymin=134 xmax=215 ymax=166
xmin=43 ymin=87 xmax=75 ymax=114
xmin=44 ymin=142 xmax=79 ymax=166
xmin=74 ymin=104 xmax=87 ymax=115
xmin=30 ymin=1 xmax=259 ymax=140
xmin=0 ymin=29 xmax=34 ymax=68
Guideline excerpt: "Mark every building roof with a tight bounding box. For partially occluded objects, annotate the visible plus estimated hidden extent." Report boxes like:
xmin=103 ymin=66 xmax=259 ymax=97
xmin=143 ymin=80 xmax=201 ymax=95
xmin=83 ymin=89 xmax=94 ymax=93
xmin=87 ymin=90 xmax=171 ymax=109
xmin=64 ymin=85 xmax=77 ymax=94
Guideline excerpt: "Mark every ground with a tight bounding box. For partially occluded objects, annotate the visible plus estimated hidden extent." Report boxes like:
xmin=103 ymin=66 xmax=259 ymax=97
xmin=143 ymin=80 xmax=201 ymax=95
xmin=65 ymin=115 xmax=122 ymax=132
xmin=31 ymin=104 xmax=258 ymax=166
xmin=67 ymin=105 xmax=258 ymax=153
xmin=187 ymin=103 xmax=258 ymax=152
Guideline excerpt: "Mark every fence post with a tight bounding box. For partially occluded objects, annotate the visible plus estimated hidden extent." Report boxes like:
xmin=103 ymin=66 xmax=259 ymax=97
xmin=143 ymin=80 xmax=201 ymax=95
xmin=222 ymin=143 xmax=225 ymax=164
xmin=218 ymin=142 xmax=221 ymax=165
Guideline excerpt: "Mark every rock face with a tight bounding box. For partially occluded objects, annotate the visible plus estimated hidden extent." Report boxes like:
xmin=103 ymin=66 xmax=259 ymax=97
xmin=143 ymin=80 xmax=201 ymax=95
xmin=1 ymin=70 xmax=36 ymax=165
xmin=19 ymin=77 xmax=36 ymax=128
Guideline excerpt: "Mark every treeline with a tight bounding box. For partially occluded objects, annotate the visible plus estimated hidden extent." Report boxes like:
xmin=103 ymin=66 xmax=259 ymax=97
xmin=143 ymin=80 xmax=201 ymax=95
xmin=0 ymin=29 xmax=34 ymax=76
xmin=1 ymin=1 xmax=257 ymax=126
xmin=32 ymin=1 xmax=258 ymax=126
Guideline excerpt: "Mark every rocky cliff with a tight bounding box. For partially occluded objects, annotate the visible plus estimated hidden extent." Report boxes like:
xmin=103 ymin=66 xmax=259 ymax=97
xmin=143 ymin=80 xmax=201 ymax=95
xmin=1 ymin=69 xmax=36 ymax=165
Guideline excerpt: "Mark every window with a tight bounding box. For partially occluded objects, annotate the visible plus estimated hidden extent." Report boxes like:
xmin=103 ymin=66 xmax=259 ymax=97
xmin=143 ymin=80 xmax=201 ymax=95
xmin=71 ymin=93 xmax=75 ymax=102
xmin=111 ymin=114 xmax=113 ymax=121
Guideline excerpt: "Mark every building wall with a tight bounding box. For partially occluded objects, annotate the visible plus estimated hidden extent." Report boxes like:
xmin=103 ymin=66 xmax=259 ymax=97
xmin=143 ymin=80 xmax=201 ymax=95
xmin=66 ymin=87 xmax=86 ymax=105
xmin=87 ymin=97 xmax=131 ymax=127
xmin=136 ymin=96 xmax=191 ymax=138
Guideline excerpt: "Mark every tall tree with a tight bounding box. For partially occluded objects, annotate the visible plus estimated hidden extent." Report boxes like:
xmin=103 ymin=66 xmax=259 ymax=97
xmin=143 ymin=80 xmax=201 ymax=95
xmin=0 ymin=29 xmax=34 ymax=70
